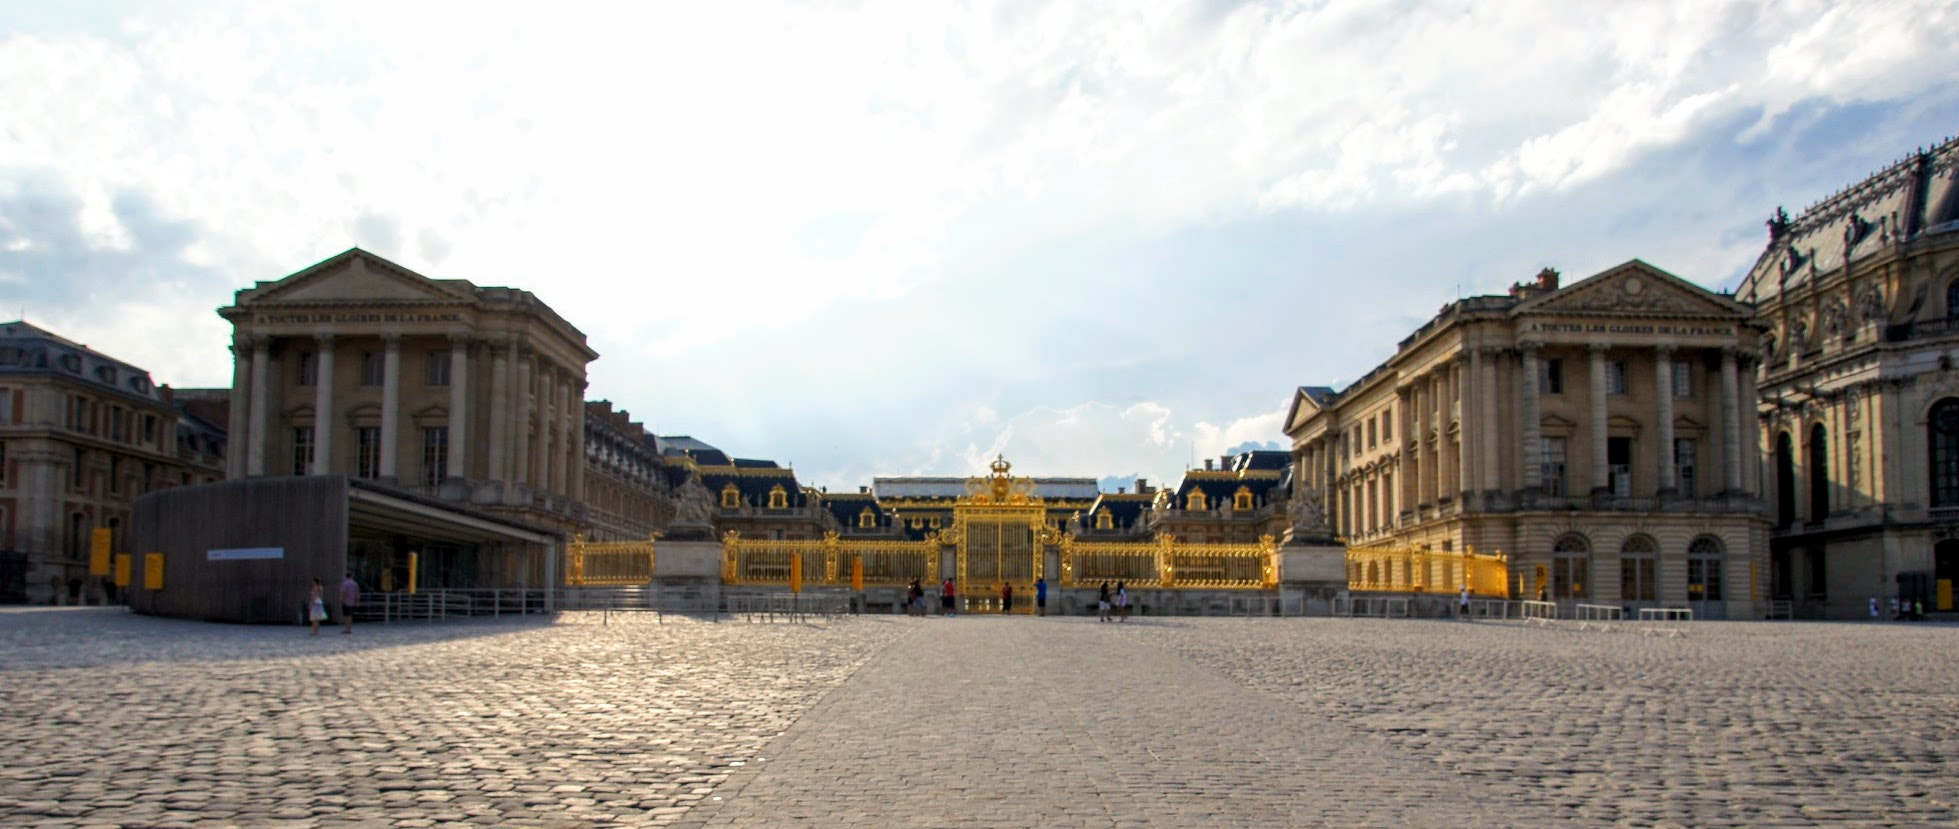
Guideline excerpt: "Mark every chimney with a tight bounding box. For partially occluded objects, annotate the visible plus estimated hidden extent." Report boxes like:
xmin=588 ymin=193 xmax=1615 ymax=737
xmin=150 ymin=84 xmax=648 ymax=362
xmin=158 ymin=384 xmax=174 ymax=403
xmin=1135 ymin=477 xmax=1148 ymax=492
xmin=1118 ymin=487 xmax=1127 ymax=494
xmin=1535 ymin=267 xmax=1560 ymax=291
xmin=1221 ymin=454 xmax=1233 ymax=471
xmin=860 ymin=485 xmax=869 ymax=493
xmin=1204 ymin=459 xmax=1214 ymax=471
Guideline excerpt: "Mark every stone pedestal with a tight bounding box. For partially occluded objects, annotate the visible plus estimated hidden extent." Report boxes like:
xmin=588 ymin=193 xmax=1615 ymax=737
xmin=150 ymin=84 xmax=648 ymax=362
xmin=651 ymin=539 xmax=723 ymax=609
xmin=1279 ymin=542 xmax=1349 ymax=616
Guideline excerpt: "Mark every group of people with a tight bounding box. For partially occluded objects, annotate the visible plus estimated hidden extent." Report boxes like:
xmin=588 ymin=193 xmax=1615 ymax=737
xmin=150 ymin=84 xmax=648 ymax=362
xmin=1096 ymin=581 xmax=1130 ymax=622
xmin=906 ymin=577 xmax=1055 ymax=616
xmin=305 ymin=572 xmax=360 ymax=635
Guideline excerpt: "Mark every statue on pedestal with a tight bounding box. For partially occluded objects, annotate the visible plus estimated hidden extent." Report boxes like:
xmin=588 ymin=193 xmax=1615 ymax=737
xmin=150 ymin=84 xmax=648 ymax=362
xmin=1282 ymin=484 xmax=1333 ymax=547
xmin=666 ymin=475 xmax=716 ymax=540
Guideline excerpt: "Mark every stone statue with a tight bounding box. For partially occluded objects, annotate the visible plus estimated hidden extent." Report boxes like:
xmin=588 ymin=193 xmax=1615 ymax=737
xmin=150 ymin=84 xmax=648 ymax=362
xmin=669 ymin=475 xmax=714 ymax=538
xmin=1283 ymin=484 xmax=1332 ymax=545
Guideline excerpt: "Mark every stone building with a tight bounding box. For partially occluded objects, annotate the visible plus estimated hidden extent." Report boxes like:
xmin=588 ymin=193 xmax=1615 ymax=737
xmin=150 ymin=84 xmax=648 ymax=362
xmin=0 ymin=321 xmax=225 ymax=604
xmin=1737 ymin=135 xmax=1959 ymax=618
xmin=581 ymin=402 xmax=675 ymax=542
xmin=1286 ymin=262 xmax=1770 ymax=618
xmin=1149 ymin=452 xmax=1292 ymax=544
xmin=218 ymin=247 xmax=602 ymax=535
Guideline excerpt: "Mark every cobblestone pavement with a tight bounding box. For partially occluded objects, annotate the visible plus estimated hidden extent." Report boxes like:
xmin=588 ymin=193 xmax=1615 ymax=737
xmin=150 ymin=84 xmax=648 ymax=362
xmin=4 ymin=608 xmax=1957 ymax=827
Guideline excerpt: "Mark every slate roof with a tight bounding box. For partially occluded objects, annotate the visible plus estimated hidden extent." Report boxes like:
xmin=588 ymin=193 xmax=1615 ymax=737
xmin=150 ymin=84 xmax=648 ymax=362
xmin=874 ymin=477 xmax=1102 ymax=500
xmin=0 ymin=320 xmax=166 ymax=403
xmin=1085 ymin=493 xmax=1153 ymax=531
xmin=699 ymin=466 xmax=810 ymax=509
xmin=822 ymin=492 xmax=887 ymax=530
xmin=1738 ymin=135 xmax=1959 ymax=305
xmin=1171 ymin=471 xmax=1283 ymax=510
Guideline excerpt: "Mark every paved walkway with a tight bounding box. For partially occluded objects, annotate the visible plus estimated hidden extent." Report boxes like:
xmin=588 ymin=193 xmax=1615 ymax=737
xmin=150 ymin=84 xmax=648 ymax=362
xmin=4 ymin=607 xmax=1957 ymax=827
xmin=690 ymin=617 xmax=1482 ymax=827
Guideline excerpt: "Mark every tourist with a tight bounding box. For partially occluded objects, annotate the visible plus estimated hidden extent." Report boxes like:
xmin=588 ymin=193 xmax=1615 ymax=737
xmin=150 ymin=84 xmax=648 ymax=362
xmin=1115 ymin=581 xmax=1130 ymax=622
xmin=941 ymin=578 xmax=956 ymax=616
xmin=1098 ymin=581 xmax=1111 ymax=621
xmin=1869 ymin=596 xmax=1879 ymax=621
xmin=1035 ymin=577 xmax=1047 ymax=617
xmin=907 ymin=579 xmax=924 ymax=617
xmin=307 ymin=577 xmax=327 ymax=636
xmin=1001 ymin=582 xmax=1013 ymax=614
xmin=1459 ymin=584 xmax=1471 ymax=620
xmin=340 ymin=572 xmax=360 ymax=634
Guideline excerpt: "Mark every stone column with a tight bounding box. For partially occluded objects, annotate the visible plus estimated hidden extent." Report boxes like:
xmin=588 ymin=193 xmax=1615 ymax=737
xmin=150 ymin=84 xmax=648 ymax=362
xmin=1739 ymin=353 xmax=1762 ymax=495
xmin=379 ymin=333 xmax=401 ymax=481
xmin=534 ymin=364 xmax=554 ymax=496
xmin=570 ymin=380 xmax=587 ymax=502
xmin=1458 ymin=352 xmax=1475 ymax=506
xmin=245 ymin=337 xmax=271 ymax=477
xmin=488 ymin=342 xmax=510 ymax=483
xmin=312 ymin=335 xmax=336 ymax=475
xmin=447 ymin=334 xmax=470 ymax=480
xmin=512 ymin=351 xmax=533 ymax=497
xmin=1415 ymin=379 xmax=1432 ymax=506
xmin=557 ymin=375 xmax=576 ymax=497
xmin=226 ymin=336 xmax=250 ymax=479
xmin=1654 ymin=346 xmax=1675 ymax=494
xmin=1589 ymin=343 xmax=1610 ymax=493
xmin=1433 ymin=371 xmax=1447 ymax=504
xmin=1722 ymin=348 xmax=1743 ymax=493
xmin=1480 ymin=347 xmax=1500 ymax=493
xmin=1520 ymin=343 xmax=1543 ymax=491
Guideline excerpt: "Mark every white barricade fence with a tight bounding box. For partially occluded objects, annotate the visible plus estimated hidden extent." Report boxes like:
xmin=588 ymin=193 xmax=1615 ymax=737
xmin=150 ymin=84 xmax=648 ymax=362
xmin=1637 ymin=606 xmax=1693 ymax=637
xmin=1574 ymin=603 xmax=1624 ymax=631
xmin=1520 ymin=599 xmax=1560 ymax=625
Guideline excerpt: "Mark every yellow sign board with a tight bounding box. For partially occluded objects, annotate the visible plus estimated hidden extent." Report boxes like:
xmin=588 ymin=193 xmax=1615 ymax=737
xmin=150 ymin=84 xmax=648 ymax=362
xmin=114 ymin=554 xmax=131 ymax=588
xmin=90 ymin=528 xmax=112 ymax=576
xmin=851 ymin=556 xmax=864 ymax=592
xmin=408 ymin=552 xmax=419 ymax=595
xmin=1939 ymin=579 xmax=1953 ymax=612
xmin=790 ymin=554 xmax=803 ymax=593
xmin=144 ymin=553 xmax=164 ymax=590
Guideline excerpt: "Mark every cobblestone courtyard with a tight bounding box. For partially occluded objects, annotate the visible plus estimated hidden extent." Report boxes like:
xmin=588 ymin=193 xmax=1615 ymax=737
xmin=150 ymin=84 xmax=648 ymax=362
xmin=1 ymin=608 xmax=1954 ymax=827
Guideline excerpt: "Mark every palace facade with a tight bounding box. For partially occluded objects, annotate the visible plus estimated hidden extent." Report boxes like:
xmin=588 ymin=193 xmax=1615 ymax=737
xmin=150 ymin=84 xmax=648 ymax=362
xmin=1738 ymin=135 xmax=1959 ymax=618
xmin=1286 ymin=262 xmax=1771 ymax=618
xmin=0 ymin=322 xmax=226 ymax=604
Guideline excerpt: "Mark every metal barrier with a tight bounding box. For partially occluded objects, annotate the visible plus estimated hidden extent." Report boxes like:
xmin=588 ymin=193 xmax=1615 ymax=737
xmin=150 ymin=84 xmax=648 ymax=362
xmin=1332 ymin=595 xmax=1411 ymax=617
xmin=1637 ymin=606 xmax=1692 ymax=637
xmin=1766 ymin=599 xmax=1794 ymax=620
xmin=1574 ymin=603 xmax=1624 ymax=631
xmin=352 ymin=589 xmax=554 ymax=623
xmin=724 ymin=592 xmax=851 ymax=623
xmin=1465 ymin=598 xmax=1520 ymax=620
xmin=1520 ymin=599 xmax=1560 ymax=625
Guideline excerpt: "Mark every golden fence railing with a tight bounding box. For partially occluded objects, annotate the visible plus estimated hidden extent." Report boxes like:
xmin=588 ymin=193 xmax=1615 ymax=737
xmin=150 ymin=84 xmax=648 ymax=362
xmin=565 ymin=534 xmax=658 ymax=586
xmin=721 ymin=531 xmax=939 ymax=587
xmin=1345 ymin=546 xmax=1509 ymax=597
xmin=1059 ymin=534 xmax=1276 ymax=590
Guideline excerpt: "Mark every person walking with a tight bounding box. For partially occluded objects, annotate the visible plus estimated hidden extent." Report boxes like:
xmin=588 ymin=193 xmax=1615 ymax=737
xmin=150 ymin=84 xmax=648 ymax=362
xmin=907 ymin=579 xmax=924 ymax=617
xmin=1115 ymin=581 xmax=1130 ymax=622
xmin=1459 ymin=584 xmax=1472 ymax=621
xmin=1001 ymin=582 xmax=1013 ymax=614
xmin=1098 ymin=581 xmax=1111 ymax=622
xmin=941 ymin=578 xmax=956 ymax=617
xmin=339 ymin=572 xmax=360 ymax=634
xmin=307 ymin=577 xmax=327 ymax=636
xmin=1035 ymin=577 xmax=1048 ymax=617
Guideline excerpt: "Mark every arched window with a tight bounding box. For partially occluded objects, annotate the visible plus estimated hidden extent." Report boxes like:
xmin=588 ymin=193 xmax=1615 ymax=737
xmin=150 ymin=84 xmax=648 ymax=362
xmin=720 ymin=483 xmax=741 ymax=509
xmin=1232 ymin=486 xmax=1255 ymax=511
xmin=1930 ymin=399 xmax=1959 ymax=507
xmin=767 ymin=484 xmax=788 ymax=510
xmin=1186 ymin=490 xmax=1208 ymax=511
xmin=1808 ymin=423 xmax=1829 ymax=521
xmin=1552 ymin=533 xmax=1590 ymax=600
xmin=1774 ymin=432 xmax=1796 ymax=528
xmin=1095 ymin=509 xmax=1113 ymax=530
xmin=857 ymin=507 xmax=876 ymax=529
xmin=1687 ymin=535 xmax=1724 ymax=602
xmin=1619 ymin=534 xmax=1657 ymax=602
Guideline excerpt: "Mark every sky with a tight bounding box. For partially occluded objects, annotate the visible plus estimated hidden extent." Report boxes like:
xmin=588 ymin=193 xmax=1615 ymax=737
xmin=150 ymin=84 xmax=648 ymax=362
xmin=2 ymin=1 xmax=1956 ymax=493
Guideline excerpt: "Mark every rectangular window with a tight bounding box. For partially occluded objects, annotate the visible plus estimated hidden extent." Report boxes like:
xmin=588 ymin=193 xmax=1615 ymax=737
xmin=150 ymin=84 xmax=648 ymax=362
xmin=292 ymin=426 xmax=315 ymax=476
xmin=1540 ymin=359 xmax=1564 ymax=394
xmin=423 ymin=426 xmax=449 ymax=486
xmin=72 ymin=447 xmax=86 ymax=490
xmin=1381 ymin=407 xmax=1393 ymax=442
xmin=1366 ymin=420 xmax=1377 ymax=449
xmin=297 ymin=352 xmax=317 ymax=387
xmin=360 ymin=352 xmax=385 ymax=386
xmin=1806 ymin=548 xmax=1827 ymax=598
xmin=426 ymin=350 xmax=451 ymax=387
xmin=107 ymin=457 xmax=121 ymax=495
xmin=0 ymin=439 xmax=8 ymax=485
xmin=109 ymin=406 xmax=125 ymax=442
xmin=142 ymin=414 xmax=157 ymax=445
xmin=1542 ymin=437 xmax=1568 ymax=496
xmin=1608 ymin=436 xmax=1633 ymax=496
xmin=1607 ymin=361 xmax=1629 ymax=395
xmin=1671 ymin=362 xmax=1691 ymax=398
xmin=1674 ymin=438 xmax=1697 ymax=497
xmin=0 ymin=388 xmax=12 ymax=424
xmin=356 ymin=427 xmax=381 ymax=479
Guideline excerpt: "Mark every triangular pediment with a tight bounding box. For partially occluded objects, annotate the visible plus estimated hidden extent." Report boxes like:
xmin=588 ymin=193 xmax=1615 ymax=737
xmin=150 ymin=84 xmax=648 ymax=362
xmin=1285 ymin=386 xmax=1339 ymax=436
xmin=1516 ymin=260 xmax=1748 ymax=318
xmin=249 ymin=248 xmax=471 ymax=305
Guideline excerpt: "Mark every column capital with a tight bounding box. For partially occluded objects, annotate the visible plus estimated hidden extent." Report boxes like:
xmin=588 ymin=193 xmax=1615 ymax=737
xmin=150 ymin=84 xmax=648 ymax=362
xmin=1588 ymin=341 xmax=1611 ymax=355
xmin=1653 ymin=343 xmax=1675 ymax=358
xmin=1478 ymin=345 xmax=1506 ymax=359
xmin=380 ymin=331 xmax=402 ymax=346
xmin=447 ymin=330 xmax=473 ymax=346
xmin=1517 ymin=340 xmax=1544 ymax=356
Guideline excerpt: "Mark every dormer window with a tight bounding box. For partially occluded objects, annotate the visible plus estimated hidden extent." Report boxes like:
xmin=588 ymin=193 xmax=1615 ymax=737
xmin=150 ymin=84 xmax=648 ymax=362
xmin=720 ymin=482 xmax=741 ymax=509
xmin=1095 ymin=510 xmax=1113 ymax=530
xmin=767 ymin=484 xmax=788 ymax=509
xmin=857 ymin=507 xmax=876 ymax=528
xmin=1186 ymin=490 xmax=1208 ymax=511
xmin=1232 ymin=486 xmax=1254 ymax=511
